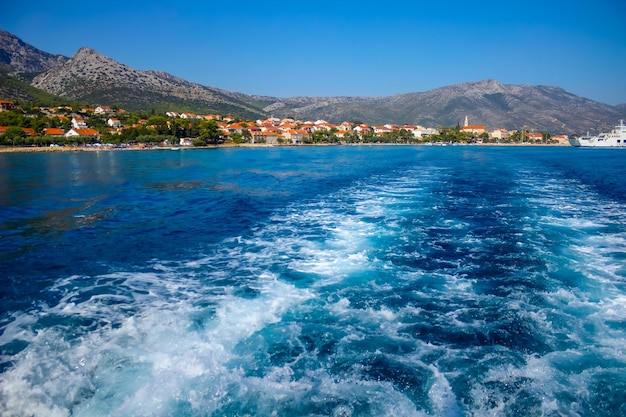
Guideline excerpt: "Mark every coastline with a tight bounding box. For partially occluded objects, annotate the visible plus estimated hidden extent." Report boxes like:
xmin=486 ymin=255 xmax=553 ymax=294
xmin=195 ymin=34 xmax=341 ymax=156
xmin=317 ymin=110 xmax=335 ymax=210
xmin=0 ymin=142 xmax=571 ymax=153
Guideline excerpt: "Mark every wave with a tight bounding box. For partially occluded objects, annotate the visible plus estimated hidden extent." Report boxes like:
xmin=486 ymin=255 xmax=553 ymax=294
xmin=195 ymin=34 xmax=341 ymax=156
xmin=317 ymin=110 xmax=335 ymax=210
xmin=2 ymin=149 xmax=626 ymax=416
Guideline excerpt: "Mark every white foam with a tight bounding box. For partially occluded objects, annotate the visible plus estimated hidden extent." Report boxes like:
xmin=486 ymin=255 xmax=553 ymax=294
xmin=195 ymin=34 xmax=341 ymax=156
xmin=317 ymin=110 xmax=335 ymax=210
xmin=427 ymin=365 xmax=462 ymax=417
xmin=0 ymin=263 xmax=314 ymax=416
xmin=4 ymin=157 xmax=626 ymax=416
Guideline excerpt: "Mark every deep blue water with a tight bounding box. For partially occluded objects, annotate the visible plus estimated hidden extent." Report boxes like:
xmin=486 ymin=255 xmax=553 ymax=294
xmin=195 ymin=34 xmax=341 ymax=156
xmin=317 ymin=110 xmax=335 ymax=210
xmin=1 ymin=146 xmax=625 ymax=416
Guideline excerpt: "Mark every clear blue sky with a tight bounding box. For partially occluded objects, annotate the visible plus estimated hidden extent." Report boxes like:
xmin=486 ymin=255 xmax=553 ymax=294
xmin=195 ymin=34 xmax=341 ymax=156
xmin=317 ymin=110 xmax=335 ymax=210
xmin=1 ymin=0 xmax=625 ymax=104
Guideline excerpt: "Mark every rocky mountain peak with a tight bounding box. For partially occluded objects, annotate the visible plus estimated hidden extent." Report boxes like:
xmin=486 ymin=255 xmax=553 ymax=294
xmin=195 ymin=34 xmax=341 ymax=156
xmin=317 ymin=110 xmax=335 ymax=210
xmin=31 ymin=46 xmax=146 ymax=95
xmin=69 ymin=47 xmax=129 ymax=72
xmin=75 ymin=46 xmax=97 ymax=55
xmin=27 ymin=42 xmax=265 ymax=118
xmin=73 ymin=47 xmax=121 ymax=63
xmin=476 ymin=79 xmax=504 ymax=90
xmin=449 ymin=79 xmax=510 ymax=98
xmin=0 ymin=29 xmax=68 ymax=74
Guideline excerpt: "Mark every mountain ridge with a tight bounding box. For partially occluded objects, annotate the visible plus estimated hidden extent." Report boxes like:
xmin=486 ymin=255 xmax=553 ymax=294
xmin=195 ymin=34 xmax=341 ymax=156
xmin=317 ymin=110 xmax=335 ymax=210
xmin=0 ymin=30 xmax=68 ymax=77
xmin=259 ymin=79 xmax=623 ymax=134
xmin=1 ymin=30 xmax=624 ymax=134
xmin=30 ymin=46 xmax=267 ymax=119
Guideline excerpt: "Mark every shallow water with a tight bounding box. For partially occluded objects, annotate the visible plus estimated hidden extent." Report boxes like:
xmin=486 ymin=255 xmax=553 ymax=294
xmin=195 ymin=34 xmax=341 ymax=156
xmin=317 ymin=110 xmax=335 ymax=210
xmin=1 ymin=146 xmax=625 ymax=416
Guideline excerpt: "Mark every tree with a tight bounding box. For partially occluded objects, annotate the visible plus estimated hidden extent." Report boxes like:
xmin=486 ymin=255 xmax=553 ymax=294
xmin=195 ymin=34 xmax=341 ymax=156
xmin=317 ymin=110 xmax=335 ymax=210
xmin=329 ymin=127 xmax=339 ymax=143
xmin=242 ymin=128 xmax=252 ymax=143
xmin=146 ymin=115 xmax=169 ymax=135
xmin=542 ymin=132 xmax=551 ymax=143
xmin=396 ymin=128 xmax=412 ymax=143
xmin=230 ymin=132 xmax=244 ymax=144
xmin=0 ymin=110 xmax=25 ymax=127
xmin=507 ymin=131 xmax=522 ymax=143
xmin=197 ymin=119 xmax=221 ymax=145
xmin=311 ymin=129 xmax=327 ymax=143
xmin=342 ymin=132 xmax=359 ymax=143
xmin=1 ymin=126 xmax=27 ymax=146
xmin=59 ymin=118 xmax=71 ymax=131
xmin=87 ymin=116 xmax=107 ymax=132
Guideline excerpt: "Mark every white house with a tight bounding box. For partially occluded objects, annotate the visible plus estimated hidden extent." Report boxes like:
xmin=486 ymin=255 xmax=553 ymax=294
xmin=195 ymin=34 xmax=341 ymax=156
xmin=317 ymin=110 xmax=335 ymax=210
xmin=107 ymin=118 xmax=122 ymax=128
xmin=71 ymin=117 xmax=88 ymax=129
xmin=411 ymin=127 xmax=436 ymax=138
xmin=490 ymin=129 xmax=510 ymax=140
xmin=338 ymin=122 xmax=354 ymax=131
xmin=179 ymin=113 xmax=202 ymax=119
xmin=353 ymin=124 xmax=371 ymax=137
xmin=374 ymin=126 xmax=392 ymax=135
xmin=65 ymin=128 xmax=101 ymax=140
xmin=94 ymin=105 xmax=113 ymax=115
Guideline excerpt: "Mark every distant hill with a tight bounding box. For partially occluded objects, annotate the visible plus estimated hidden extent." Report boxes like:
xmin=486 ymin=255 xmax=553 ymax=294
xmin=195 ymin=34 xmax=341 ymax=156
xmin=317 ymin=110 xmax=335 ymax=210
xmin=260 ymin=80 xmax=625 ymax=134
xmin=1 ymin=29 xmax=625 ymax=134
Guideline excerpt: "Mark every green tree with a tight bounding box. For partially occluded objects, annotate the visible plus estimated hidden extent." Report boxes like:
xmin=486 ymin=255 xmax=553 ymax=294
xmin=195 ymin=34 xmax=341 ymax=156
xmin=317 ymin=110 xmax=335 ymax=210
xmin=27 ymin=115 xmax=49 ymax=134
xmin=1 ymin=126 xmax=27 ymax=146
xmin=396 ymin=128 xmax=412 ymax=143
xmin=242 ymin=128 xmax=252 ymax=143
xmin=59 ymin=118 xmax=71 ymax=131
xmin=0 ymin=110 xmax=25 ymax=127
xmin=329 ymin=127 xmax=339 ymax=143
xmin=542 ymin=132 xmax=551 ymax=143
xmin=312 ymin=129 xmax=331 ymax=143
xmin=197 ymin=119 xmax=221 ymax=145
xmin=146 ymin=115 xmax=170 ymax=135
xmin=32 ymin=135 xmax=56 ymax=147
xmin=87 ymin=116 xmax=107 ymax=132
xmin=171 ymin=118 xmax=190 ymax=138
xmin=344 ymin=132 xmax=360 ymax=143
xmin=230 ymin=132 xmax=244 ymax=144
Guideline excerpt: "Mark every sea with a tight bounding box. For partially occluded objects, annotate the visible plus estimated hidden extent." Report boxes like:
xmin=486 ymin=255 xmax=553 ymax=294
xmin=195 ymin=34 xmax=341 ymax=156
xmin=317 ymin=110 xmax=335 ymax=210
xmin=0 ymin=145 xmax=625 ymax=417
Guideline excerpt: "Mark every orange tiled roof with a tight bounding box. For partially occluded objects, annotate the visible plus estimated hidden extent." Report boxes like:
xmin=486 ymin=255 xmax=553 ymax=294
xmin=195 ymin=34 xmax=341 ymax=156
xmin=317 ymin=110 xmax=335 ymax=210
xmin=72 ymin=128 xmax=100 ymax=136
xmin=44 ymin=128 xmax=65 ymax=135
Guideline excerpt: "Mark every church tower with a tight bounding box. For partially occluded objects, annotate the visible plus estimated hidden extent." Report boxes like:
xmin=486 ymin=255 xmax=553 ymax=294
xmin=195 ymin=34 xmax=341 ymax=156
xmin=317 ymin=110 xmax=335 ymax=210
xmin=464 ymin=115 xmax=469 ymax=127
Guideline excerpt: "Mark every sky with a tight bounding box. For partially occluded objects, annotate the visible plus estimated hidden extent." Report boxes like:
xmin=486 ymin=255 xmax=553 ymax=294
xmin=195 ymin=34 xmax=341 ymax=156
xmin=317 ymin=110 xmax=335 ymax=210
xmin=1 ymin=0 xmax=625 ymax=105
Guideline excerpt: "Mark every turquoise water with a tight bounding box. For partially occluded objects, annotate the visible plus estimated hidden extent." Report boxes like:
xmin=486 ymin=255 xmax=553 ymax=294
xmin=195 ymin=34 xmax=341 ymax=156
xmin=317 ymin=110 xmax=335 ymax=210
xmin=1 ymin=146 xmax=625 ymax=416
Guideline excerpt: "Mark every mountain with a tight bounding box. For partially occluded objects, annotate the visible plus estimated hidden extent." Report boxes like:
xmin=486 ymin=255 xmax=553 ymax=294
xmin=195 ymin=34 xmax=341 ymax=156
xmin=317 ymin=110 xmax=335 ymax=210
xmin=260 ymin=79 xmax=624 ymax=134
xmin=31 ymin=47 xmax=267 ymax=118
xmin=1 ymin=30 xmax=625 ymax=134
xmin=0 ymin=30 xmax=68 ymax=77
xmin=0 ymin=30 xmax=71 ymax=104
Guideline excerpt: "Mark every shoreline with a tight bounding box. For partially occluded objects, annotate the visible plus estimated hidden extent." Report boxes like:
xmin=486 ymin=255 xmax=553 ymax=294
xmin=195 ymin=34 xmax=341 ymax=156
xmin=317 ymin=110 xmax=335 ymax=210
xmin=0 ymin=142 xmax=571 ymax=153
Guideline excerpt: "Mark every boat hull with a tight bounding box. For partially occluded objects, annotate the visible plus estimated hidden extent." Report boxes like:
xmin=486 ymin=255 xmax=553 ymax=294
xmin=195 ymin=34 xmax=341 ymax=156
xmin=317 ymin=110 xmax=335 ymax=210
xmin=570 ymin=120 xmax=626 ymax=148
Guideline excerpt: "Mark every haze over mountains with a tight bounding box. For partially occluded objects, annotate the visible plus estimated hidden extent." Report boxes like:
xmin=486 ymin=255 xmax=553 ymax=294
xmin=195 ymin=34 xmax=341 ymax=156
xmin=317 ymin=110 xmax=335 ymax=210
xmin=1 ymin=30 xmax=624 ymax=134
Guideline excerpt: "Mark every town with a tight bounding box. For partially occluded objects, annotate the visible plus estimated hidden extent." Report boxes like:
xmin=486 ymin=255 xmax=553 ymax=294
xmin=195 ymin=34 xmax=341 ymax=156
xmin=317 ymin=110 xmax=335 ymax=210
xmin=0 ymin=100 xmax=572 ymax=148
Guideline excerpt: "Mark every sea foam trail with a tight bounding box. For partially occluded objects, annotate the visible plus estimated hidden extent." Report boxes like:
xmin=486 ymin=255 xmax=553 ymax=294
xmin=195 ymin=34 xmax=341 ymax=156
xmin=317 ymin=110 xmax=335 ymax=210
xmin=0 ymin=269 xmax=314 ymax=416
xmin=2 ymin=151 xmax=626 ymax=416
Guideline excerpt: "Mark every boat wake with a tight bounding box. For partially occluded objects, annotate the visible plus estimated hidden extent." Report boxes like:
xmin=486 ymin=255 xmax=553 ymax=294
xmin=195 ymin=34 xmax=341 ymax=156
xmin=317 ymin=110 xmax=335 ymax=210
xmin=1 ymin=149 xmax=625 ymax=416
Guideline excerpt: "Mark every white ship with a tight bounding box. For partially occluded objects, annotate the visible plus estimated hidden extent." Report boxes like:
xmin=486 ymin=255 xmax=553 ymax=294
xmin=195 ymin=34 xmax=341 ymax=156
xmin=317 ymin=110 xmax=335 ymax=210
xmin=569 ymin=120 xmax=626 ymax=147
